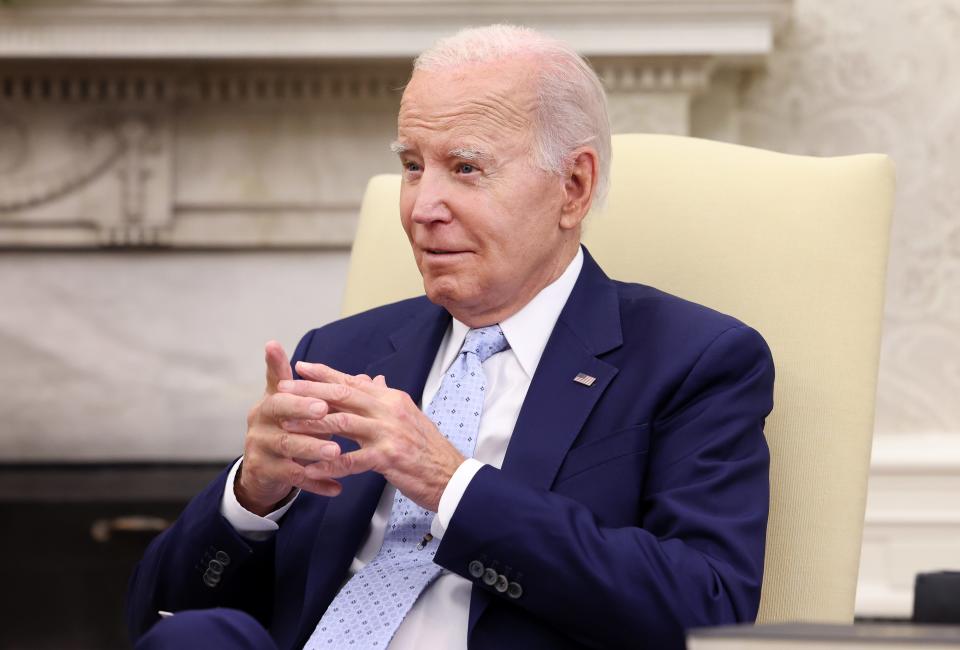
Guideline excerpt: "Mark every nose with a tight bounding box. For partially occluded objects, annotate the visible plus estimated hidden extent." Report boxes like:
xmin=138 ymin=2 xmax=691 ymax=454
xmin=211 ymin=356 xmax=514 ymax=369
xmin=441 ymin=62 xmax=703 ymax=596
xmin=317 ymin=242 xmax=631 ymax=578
xmin=409 ymin=170 xmax=453 ymax=225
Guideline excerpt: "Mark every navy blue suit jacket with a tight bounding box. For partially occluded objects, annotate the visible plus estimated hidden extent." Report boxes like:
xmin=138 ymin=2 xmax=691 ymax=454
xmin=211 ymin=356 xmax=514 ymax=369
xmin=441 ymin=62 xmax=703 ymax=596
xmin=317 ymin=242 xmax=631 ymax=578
xmin=127 ymin=248 xmax=774 ymax=649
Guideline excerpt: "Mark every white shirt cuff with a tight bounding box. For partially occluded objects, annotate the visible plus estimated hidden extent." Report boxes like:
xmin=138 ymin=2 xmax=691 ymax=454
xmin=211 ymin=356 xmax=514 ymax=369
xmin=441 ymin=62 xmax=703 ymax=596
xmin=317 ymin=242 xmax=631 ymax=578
xmin=220 ymin=457 xmax=300 ymax=541
xmin=430 ymin=458 xmax=485 ymax=539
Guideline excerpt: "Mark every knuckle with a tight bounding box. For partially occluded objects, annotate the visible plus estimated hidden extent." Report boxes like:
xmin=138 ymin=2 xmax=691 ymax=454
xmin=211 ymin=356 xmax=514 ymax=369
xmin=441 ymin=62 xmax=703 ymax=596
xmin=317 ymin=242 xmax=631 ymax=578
xmin=401 ymin=392 xmax=415 ymax=408
xmin=374 ymin=448 xmax=391 ymax=470
xmin=261 ymin=395 xmax=277 ymax=420
xmin=390 ymin=402 xmax=408 ymax=421
xmin=288 ymin=464 xmax=305 ymax=485
xmin=379 ymin=443 xmax=398 ymax=465
xmin=334 ymin=384 xmax=351 ymax=400
xmin=246 ymin=404 xmax=260 ymax=427
xmin=244 ymin=450 xmax=262 ymax=469
xmin=309 ymin=439 xmax=326 ymax=458
xmin=278 ymin=432 xmax=292 ymax=456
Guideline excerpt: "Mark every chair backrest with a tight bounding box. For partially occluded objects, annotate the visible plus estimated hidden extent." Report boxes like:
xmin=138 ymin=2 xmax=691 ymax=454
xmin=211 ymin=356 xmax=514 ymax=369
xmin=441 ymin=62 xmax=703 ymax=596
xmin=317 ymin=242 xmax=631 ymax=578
xmin=342 ymin=133 xmax=895 ymax=624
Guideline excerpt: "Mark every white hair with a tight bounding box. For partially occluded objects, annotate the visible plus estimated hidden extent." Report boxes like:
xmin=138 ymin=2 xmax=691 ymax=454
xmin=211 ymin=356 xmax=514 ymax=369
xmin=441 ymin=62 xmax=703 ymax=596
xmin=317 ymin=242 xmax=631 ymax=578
xmin=414 ymin=24 xmax=612 ymax=207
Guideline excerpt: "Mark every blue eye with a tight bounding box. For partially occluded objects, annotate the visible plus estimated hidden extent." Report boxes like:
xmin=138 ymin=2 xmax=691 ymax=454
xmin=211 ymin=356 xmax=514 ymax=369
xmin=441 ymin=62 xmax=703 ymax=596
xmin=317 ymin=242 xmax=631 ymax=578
xmin=457 ymin=163 xmax=476 ymax=174
xmin=403 ymin=161 xmax=422 ymax=173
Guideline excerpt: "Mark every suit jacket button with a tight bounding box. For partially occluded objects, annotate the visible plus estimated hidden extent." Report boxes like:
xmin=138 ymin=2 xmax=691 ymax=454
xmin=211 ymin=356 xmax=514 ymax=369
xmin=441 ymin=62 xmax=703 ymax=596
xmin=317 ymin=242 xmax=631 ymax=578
xmin=507 ymin=581 xmax=523 ymax=599
xmin=215 ymin=551 xmax=231 ymax=566
xmin=494 ymin=574 xmax=509 ymax=593
xmin=208 ymin=560 xmax=224 ymax=575
xmin=202 ymin=572 xmax=219 ymax=588
xmin=482 ymin=568 xmax=498 ymax=586
xmin=468 ymin=561 xmax=484 ymax=579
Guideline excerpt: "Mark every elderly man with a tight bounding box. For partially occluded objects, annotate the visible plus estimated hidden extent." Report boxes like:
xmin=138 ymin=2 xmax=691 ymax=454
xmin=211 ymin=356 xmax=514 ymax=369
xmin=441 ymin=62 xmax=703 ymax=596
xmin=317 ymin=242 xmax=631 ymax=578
xmin=127 ymin=24 xmax=773 ymax=650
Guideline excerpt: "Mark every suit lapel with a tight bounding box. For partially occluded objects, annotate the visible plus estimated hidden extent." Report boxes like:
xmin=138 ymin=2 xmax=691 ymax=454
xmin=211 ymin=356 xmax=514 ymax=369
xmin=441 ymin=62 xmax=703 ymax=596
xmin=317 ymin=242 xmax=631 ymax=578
xmin=365 ymin=300 xmax=451 ymax=401
xmin=499 ymin=326 xmax=619 ymax=484
xmin=297 ymin=301 xmax=450 ymax=639
xmin=500 ymin=248 xmax=623 ymax=486
xmin=468 ymin=247 xmax=623 ymax=634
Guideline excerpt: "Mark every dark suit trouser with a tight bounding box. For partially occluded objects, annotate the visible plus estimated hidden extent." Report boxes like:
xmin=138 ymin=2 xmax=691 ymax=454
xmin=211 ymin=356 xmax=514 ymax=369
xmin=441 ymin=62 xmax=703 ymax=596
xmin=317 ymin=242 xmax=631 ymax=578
xmin=135 ymin=608 xmax=278 ymax=650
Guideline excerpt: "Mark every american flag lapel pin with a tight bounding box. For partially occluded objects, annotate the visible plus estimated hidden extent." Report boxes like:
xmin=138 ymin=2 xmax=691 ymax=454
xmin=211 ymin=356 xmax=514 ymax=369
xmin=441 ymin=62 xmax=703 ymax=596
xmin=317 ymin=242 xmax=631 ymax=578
xmin=573 ymin=372 xmax=596 ymax=387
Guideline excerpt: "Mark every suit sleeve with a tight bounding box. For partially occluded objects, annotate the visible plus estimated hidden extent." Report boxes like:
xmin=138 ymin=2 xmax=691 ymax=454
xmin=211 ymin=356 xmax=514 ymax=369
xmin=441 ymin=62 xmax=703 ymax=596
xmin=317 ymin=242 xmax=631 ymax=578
xmin=125 ymin=330 xmax=318 ymax=642
xmin=433 ymin=325 xmax=774 ymax=649
xmin=124 ymin=467 xmax=278 ymax=640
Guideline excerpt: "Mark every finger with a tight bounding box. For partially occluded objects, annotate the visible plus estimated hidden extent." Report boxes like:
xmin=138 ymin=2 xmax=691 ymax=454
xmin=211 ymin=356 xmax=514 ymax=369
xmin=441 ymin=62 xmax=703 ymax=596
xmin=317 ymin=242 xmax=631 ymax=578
xmin=265 ymin=341 xmax=292 ymax=394
xmin=277 ymin=379 xmax=382 ymax=417
xmin=295 ymin=362 xmax=383 ymax=391
xmin=270 ymin=430 xmax=341 ymax=461
xmin=305 ymin=447 xmax=378 ymax=480
xmin=251 ymin=457 xmax=310 ymax=489
xmin=373 ymin=375 xmax=387 ymax=387
xmin=295 ymin=361 xmax=352 ymax=384
xmin=268 ymin=458 xmax=342 ymax=497
xmin=279 ymin=418 xmax=334 ymax=440
xmin=263 ymin=392 xmax=329 ymax=422
xmin=286 ymin=410 xmax=380 ymax=441
xmin=295 ymin=362 xmax=389 ymax=400
xmin=296 ymin=476 xmax=342 ymax=497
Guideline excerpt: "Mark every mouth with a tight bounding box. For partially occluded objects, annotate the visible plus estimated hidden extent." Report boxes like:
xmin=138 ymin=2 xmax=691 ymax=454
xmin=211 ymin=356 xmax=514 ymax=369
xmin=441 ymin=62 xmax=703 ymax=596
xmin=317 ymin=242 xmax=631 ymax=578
xmin=422 ymin=248 xmax=470 ymax=256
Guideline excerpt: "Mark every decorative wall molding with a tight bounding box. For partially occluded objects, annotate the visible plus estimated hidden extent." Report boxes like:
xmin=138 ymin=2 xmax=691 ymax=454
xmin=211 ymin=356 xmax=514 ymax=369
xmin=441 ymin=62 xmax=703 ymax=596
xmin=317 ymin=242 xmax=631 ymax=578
xmin=0 ymin=1 xmax=792 ymax=60
xmin=599 ymin=57 xmax=716 ymax=135
xmin=0 ymin=108 xmax=172 ymax=248
xmin=598 ymin=57 xmax=715 ymax=94
xmin=0 ymin=67 xmax=410 ymax=104
xmin=0 ymin=117 xmax=123 ymax=212
xmin=0 ymin=62 xmax=408 ymax=249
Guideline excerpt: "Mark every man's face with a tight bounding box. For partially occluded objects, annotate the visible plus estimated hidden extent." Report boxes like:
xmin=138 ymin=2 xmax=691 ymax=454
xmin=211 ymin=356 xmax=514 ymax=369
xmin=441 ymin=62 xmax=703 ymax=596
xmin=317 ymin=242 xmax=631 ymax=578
xmin=395 ymin=59 xmax=575 ymax=326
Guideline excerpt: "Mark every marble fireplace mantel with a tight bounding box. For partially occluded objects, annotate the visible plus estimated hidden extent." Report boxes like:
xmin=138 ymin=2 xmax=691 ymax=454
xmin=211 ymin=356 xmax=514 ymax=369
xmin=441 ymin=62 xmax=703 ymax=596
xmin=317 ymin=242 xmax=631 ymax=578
xmin=1 ymin=1 xmax=791 ymax=60
xmin=0 ymin=0 xmax=792 ymax=249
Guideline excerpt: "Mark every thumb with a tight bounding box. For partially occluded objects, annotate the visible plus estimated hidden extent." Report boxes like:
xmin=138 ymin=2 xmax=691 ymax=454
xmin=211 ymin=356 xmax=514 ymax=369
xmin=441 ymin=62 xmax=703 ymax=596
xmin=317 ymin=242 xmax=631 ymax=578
xmin=264 ymin=340 xmax=292 ymax=393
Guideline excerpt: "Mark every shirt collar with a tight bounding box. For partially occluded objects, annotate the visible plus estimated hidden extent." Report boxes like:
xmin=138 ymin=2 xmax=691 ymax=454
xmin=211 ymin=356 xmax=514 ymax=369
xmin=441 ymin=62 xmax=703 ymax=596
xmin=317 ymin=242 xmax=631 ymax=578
xmin=443 ymin=246 xmax=584 ymax=378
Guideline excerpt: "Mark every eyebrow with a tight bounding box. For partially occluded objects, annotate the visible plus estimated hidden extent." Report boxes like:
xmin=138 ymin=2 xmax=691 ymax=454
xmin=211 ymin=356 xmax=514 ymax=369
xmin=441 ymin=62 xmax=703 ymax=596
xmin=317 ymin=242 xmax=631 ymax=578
xmin=448 ymin=147 xmax=490 ymax=163
xmin=389 ymin=141 xmax=493 ymax=164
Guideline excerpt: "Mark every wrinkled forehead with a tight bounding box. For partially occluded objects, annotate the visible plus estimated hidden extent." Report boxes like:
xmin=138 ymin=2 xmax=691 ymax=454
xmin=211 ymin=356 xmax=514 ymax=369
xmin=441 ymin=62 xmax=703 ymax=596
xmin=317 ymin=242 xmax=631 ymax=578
xmin=396 ymin=62 xmax=539 ymax=152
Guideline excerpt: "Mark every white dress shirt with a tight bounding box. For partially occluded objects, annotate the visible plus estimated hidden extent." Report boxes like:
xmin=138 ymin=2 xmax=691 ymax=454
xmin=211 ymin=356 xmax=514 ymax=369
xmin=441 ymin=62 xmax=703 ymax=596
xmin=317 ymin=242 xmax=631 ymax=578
xmin=221 ymin=247 xmax=584 ymax=649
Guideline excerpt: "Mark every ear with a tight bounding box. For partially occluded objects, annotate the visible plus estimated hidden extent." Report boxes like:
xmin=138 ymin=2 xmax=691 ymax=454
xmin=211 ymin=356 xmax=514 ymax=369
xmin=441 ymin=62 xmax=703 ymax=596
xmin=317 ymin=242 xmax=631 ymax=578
xmin=559 ymin=147 xmax=598 ymax=230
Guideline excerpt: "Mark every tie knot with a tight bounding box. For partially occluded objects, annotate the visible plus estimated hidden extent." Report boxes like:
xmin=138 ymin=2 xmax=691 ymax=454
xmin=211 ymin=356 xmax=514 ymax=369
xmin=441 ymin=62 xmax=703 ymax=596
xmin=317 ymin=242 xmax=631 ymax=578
xmin=461 ymin=325 xmax=509 ymax=363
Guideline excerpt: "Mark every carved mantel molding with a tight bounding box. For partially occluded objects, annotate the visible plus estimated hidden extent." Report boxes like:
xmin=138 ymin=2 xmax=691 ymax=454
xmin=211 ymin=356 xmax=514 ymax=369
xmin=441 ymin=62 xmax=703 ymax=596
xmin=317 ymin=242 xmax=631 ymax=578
xmin=0 ymin=0 xmax=793 ymax=249
xmin=1 ymin=1 xmax=791 ymax=60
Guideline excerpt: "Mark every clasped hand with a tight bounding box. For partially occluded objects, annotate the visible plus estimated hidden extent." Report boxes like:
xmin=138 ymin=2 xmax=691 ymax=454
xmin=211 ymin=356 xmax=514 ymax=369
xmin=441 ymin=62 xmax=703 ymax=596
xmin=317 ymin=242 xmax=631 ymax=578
xmin=236 ymin=341 xmax=464 ymax=516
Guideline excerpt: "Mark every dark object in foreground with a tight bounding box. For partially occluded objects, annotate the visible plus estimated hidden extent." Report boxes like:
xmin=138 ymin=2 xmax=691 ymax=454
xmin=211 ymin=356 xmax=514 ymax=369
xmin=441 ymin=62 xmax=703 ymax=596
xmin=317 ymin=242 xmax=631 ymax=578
xmin=915 ymin=571 xmax=960 ymax=625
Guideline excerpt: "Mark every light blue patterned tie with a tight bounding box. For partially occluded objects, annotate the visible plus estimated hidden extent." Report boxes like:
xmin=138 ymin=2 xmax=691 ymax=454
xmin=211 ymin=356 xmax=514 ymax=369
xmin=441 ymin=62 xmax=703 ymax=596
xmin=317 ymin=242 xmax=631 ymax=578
xmin=304 ymin=325 xmax=510 ymax=649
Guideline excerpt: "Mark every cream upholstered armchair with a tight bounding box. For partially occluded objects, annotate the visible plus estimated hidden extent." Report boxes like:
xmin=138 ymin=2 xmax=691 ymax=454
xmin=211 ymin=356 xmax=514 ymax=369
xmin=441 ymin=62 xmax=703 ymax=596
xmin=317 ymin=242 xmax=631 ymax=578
xmin=341 ymin=133 xmax=895 ymax=625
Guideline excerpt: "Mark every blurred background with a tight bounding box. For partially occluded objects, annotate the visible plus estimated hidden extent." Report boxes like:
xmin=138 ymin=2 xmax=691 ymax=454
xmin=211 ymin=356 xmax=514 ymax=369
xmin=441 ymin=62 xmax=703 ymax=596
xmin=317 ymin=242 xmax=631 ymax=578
xmin=1 ymin=0 xmax=958 ymax=647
